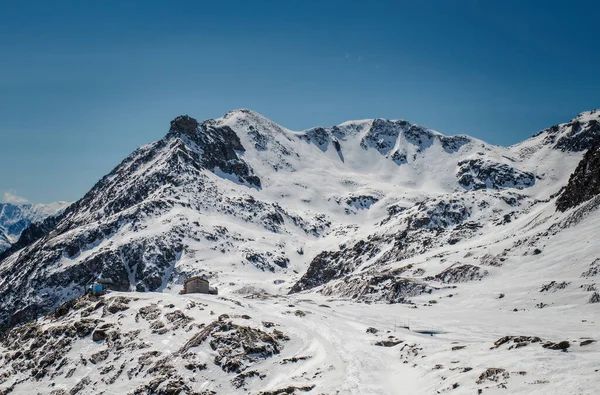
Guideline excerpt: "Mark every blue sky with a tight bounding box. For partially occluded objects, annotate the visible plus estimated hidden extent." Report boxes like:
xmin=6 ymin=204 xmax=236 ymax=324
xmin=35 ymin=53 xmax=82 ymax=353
xmin=1 ymin=0 xmax=598 ymax=204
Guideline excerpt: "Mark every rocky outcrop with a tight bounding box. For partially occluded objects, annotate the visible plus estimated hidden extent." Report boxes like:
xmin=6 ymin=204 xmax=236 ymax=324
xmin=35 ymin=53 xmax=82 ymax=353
xmin=556 ymin=146 xmax=600 ymax=211
xmin=430 ymin=264 xmax=488 ymax=283
xmin=534 ymin=109 xmax=600 ymax=152
xmin=0 ymin=294 xmax=288 ymax=394
xmin=457 ymin=159 xmax=535 ymax=190
xmin=320 ymin=272 xmax=436 ymax=303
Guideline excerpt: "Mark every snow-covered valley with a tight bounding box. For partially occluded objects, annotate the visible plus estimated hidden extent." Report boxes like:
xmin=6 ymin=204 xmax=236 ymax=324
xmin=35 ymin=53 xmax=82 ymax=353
xmin=0 ymin=108 xmax=599 ymax=394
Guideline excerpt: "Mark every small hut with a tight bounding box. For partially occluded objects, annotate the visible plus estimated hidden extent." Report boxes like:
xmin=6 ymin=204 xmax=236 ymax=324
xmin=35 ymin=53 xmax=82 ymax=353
xmin=88 ymin=282 xmax=106 ymax=296
xmin=182 ymin=276 xmax=210 ymax=294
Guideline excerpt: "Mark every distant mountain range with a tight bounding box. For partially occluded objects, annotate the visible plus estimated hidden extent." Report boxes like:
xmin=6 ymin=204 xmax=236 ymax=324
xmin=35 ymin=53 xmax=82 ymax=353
xmin=0 ymin=202 xmax=70 ymax=253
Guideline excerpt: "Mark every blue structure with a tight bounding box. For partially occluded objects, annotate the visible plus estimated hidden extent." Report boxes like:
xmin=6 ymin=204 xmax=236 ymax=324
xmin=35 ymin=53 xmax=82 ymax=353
xmin=89 ymin=282 xmax=105 ymax=296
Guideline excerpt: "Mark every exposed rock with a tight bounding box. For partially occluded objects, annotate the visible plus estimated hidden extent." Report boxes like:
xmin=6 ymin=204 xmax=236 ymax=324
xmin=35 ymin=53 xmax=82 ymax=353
xmin=476 ymin=368 xmax=509 ymax=384
xmin=431 ymin=264 xmax=488 ymax=283
xmin=375 ymin=339 xmax=403 ymax=347
xmin=542 ymin=340 xmax=570 ymax=351
xmin=581 ymin=259 xmax=600 ymax=278
xmin=258 ymin=385 xmax=316 ymax=395
xmin=92 ymin=329 xmax=107 ymax=341
xmin=557 ymin=145 xmax=600 ymax=211
xmin=539 ymin=281 xmax=570 ymax=292
xmin=457 ymin=159 xmax=535 ymax=190
xmin=536 ymin=112 xmax=600 ymax=152
xmin=491 ymin=336 xmax=542 ymax=350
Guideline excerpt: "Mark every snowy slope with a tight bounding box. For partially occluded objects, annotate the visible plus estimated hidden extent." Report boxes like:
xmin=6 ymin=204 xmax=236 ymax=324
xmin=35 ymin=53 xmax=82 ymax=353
xmin=0 ymin=201 xmax=70 ymax=252
xmin=0 ymin=108 xmax=599 ymax=394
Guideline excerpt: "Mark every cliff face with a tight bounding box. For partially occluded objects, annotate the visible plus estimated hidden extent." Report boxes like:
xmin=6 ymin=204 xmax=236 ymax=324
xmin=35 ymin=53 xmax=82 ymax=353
xmin=556 ymin=145 xmax=600 ymax=212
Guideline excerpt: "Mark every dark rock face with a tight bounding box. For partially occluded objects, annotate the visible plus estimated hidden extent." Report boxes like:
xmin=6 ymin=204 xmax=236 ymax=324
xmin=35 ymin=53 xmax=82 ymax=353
xmin=321 ymin=273 xmax=435 ymax=304
xmin=457 ymin=159 xmax=535 ymax=190
xmin=169 ymin=115 xmax=199 ymax=135
xmin=542 ymin=340 xmax=570 ymax=351
xmin=555 ymin=119 xmax=600 ymax=151
xmin=410 ymin=199 xmax=470 ymax=229
xmin=430 ymin=264 xmax=488 ymax=283
xmin=198 ymin=125 xmax=262 ymax=188
xmin=439 ymin=135 xmax=471 ymax=153
xmin=390 ymin=150 xmax=407 ymax=165
xmin=535 ymin=110 xmax=600 ymax=152
xmin=169 ymin=121 xmax=261 ymax=188
xmin=289 ymin=247 xmax=362 ymax=293
xmin=476 ymin=368 xmax=509 ymax=384
xmin=403 ymin=124 xmax=435 ymax=149
xmin=301 ymin=127 xmax=332 ymax=151
xmin=345 ymin=195 xmax=379 ymax=210
xmin=556 ymin=146 xmax=600 ymax=211
xmin=492 ymin=335 xmax=542 ymax=350
xmin=360 ymin=119 xmax=406 ymax=155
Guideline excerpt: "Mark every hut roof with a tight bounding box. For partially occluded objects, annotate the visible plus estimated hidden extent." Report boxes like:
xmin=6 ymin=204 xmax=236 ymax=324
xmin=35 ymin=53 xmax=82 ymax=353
xmin=184 ymin=276 xmax=209 ymax=284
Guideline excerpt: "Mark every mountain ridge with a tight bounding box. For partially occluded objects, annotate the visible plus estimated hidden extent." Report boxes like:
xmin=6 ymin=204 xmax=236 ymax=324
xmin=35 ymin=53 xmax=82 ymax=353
xmin=1 ymin=108 xmax=600 ymax=394
xmin=0 ymin=108 xmax=599 ymax=331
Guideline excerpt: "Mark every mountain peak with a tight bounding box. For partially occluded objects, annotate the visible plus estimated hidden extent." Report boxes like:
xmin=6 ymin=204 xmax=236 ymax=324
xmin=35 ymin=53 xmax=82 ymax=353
xmin=574 ymin=108 xmax=600 ymax=123
xmin=169 ymin=114 xmax=199 ymax=134
xmin=223 ymin=108 xmax=262 ymax=119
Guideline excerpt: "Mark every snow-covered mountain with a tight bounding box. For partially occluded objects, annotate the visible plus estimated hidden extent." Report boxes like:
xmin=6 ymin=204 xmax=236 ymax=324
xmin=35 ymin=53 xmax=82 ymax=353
xmin=0 ymin=202 xmax=70 ymax=253
xmin=0 ymin=108 xmax=599 ymax=394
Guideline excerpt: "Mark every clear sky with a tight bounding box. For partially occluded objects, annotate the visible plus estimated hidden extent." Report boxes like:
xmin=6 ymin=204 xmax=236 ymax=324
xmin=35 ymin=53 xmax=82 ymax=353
xmin=1 ymin=0 xmax=598 ymax=204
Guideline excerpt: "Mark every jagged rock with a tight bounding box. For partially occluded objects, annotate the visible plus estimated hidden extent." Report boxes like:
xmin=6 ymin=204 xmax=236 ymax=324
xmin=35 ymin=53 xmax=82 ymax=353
xmin=169 ymin=115 xmax=199 ymax=134
xmin=89 ymin=349 xmax=109 ymax=364
xmin=281 ymin=356 xmax=311 ymax=364
xmin=557 ymin=146 xmax=600 ymax=211
xmin=581 ymin=259 xmax=600 ymax=278
xmin=375 ymin=340 xmax=403 ymax=347
xmin=491 ymin=336 xmax=542 ymax=350
xmin=92 ymin=329 xmax=107 ymax=341
xmin=319 ymin=270 xmax=435 ymax=304
xmin=476 ymin=368 xmax=509 ymax=384
xmin=540 ymin=281 xmax=570 ymax=292
xmin=543 ymin=340 xmax=570 ymax=351
xmin=536 ymin=111 xmax=600 ymax=152
xmin=258 ymin=385 xmax=316 ymax=395
xmin=209 ymin=322 xmax=284 ymax=374
xmin=431 ymin=264 xmax=488 ymax=283
xmin=457 ymin=159 xmax=535 ymax=190
xmin=231 ymin=370 xmax=265 ymax=389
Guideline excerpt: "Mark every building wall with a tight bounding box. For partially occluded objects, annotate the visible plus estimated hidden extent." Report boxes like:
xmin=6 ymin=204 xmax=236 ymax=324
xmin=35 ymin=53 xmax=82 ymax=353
xmin=184 ymin=279 xmax=209 ymax=294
